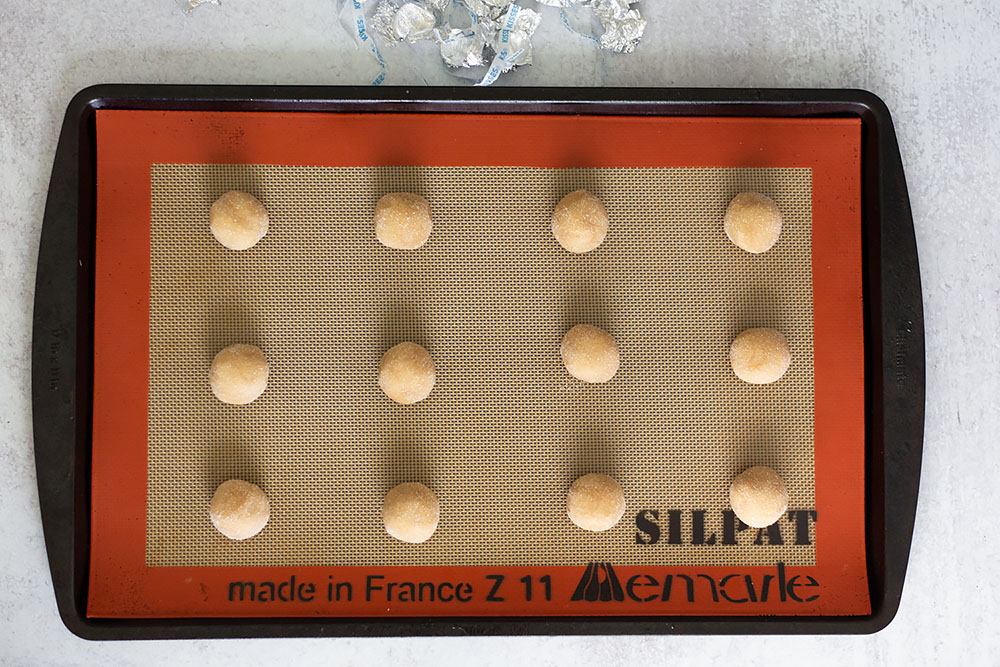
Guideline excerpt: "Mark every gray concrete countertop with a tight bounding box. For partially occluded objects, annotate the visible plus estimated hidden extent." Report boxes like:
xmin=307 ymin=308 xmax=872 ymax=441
xmin=1 ymin=1 xmax=998 ymax=664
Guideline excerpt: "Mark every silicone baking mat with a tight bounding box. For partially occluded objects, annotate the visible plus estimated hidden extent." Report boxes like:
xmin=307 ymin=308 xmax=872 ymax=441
xmin=90 ymin=111 xmax=866 ymax=618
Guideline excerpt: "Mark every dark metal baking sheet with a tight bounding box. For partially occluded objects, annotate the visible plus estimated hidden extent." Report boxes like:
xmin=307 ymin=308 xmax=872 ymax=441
xmin=31 ymin=85 xmax=924 ymax=638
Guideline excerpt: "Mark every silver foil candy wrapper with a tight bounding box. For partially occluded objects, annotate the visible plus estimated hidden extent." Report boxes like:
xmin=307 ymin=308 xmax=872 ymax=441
xmin=591 ymin=0 xmax=646 ymax=53
xmin=373 ymin=1 xmax=437 ymax=42
xmin=537 ymin=0 xmax=645 ymax=53
xmin=175 ymin=0 xmax=220 ymax=13
xmin=359 ymin=0 xmax=645 ymax=84
xmin=486 ymin=4 xmax=543 ymax=69
xmin=437 ymin=28 xmax=487 ymax=68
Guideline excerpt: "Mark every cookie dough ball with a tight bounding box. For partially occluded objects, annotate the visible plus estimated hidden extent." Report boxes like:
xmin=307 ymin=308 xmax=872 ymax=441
xmin=561 ymin=324 xmax=620 ymax=383
xmin=378 ymin=342 xmax=435 ymax=404
xmin=729 ymin=466 xmax=788 ymax=528
xmin=210 ymin=344 xmax=269 ymax=405
xmin=729 ymin=328 xmax=791 ymax=384
xmin=210 ymin=479 xmax=270 ymax=540
xmin=210 ymin=190 xmax=269 ymax=251
xmin=567 ymin=473 xmax=626 ymax=532
xmin=382 ymin=482 xmax=440 ymax=543
xmin=551 ymin=189 xmax=609 ymax=254
xmin=374 ymin=192 xmax=433 ymax=250
xmin=724 ymin=191 xmax=782 ymax=253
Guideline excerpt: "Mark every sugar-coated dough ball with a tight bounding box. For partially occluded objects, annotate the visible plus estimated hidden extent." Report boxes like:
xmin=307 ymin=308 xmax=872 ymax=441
xmin=374 ymin=192 xmax=433 ymax=250
xmin=551 ymin=189 xmax=609 ymax=254
xmin=724 ymin=191 xmax=782 ymax=253
xmin=729 ymin=466 xmax=788 ymax=528
xmin=567 ymin=473 xmax=626 ymax=532
xmin=210 ymin=479 xmax=270 ymax=540
xmin=729 ymin=328 xmax=791 ymax=384
xmin=378 ymin=342 xmax=435 ymax=404
xmin=210 ymin=190 xmax=269 ymax=251
xmin=561 ymin=324 xmax=620 ymax=383
xmin=210 ymin=344 xmax=269 ymax=405
xmin=382 ymin=482 xmax=440 ymax=543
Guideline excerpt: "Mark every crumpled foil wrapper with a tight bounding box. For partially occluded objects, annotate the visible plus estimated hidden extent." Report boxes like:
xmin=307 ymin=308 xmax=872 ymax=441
xmin=537 ymin=0 xmax=645 ymax=53
xmin=372 ymin=1 xmax=437 ymax=42
xmin=591 ymin=0 xmax=646 ymax=53
xmin=437 ymin=28 xmax=488 ymax=68
xmin=360 ymin=0 xmax=645 ymax=84
xmin=175 ymin=0 xmax=220 ymax=13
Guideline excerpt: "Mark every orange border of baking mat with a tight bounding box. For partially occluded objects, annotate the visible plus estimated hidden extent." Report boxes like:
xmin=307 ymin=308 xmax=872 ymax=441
xmin=90 ymin=111 xmax=867 ymax=618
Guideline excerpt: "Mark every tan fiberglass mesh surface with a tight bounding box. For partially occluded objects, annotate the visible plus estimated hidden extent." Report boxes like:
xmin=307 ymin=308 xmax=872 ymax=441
xmin=147 ymin=165 xmax=815 ymax=568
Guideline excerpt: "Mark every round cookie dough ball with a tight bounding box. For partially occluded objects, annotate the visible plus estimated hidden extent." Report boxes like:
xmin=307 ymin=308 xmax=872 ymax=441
xmin=729 ymin=466 xmax=788 ymax=528
xmin=382 ymin=482 xmax=440 ymax=543
xmin=561 ymin=324 xmax=620 ymax=383
xmin=378 ymin=342 xmax=435 ymax=404
xmin=210 ymin=479 xmax=270 ymax=540
xmin=567 ymin=473 xmax=626 ymax=532
xmin=210 ymin=190 xmax=269 ymax=251
xmin=374 ymin=192 xmax=433 ymax=250
xmin=724 ymin=191 xmax=782 ymax=253
xmin=729 ymin=328 xmax=791 ymax=385
xmin=551 ymin=189 xmax=609 ymax=254
xmin=210 ymin=344 xmax=269 ymax=405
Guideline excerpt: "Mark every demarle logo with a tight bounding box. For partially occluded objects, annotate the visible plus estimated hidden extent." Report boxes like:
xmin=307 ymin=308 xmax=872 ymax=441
xmin=571 ymin=562 xmax=625 ymax=602
xmin=570 ymin=561 xmax=819 ymax=604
